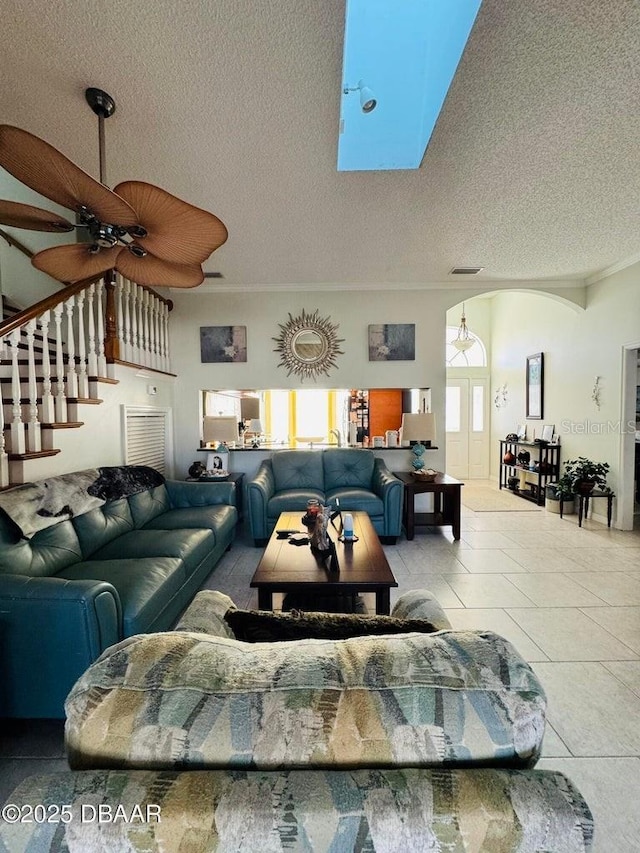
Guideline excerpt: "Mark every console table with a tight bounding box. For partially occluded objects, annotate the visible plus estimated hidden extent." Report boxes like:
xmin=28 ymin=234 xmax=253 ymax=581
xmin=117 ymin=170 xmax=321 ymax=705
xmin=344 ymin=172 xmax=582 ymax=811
xmin=393 ymin=472 xmax=464 ymax=540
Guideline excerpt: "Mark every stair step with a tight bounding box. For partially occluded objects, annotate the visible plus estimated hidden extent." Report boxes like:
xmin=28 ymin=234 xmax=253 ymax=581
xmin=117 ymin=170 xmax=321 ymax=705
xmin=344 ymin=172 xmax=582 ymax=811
xmin=0 ymin=375 xmax=116 ymax=385
xmin=67 ymin=397 xmax=103 ymax=405
xmin=90 ymin=376 xmax=119 ymax=385
xmin=4 ymin=421 xmax=84 ymax=431
xmin=8 ymin=449 xmax=61 ymax=461
xmin=42 ymin=421 xmax=84 ymax=430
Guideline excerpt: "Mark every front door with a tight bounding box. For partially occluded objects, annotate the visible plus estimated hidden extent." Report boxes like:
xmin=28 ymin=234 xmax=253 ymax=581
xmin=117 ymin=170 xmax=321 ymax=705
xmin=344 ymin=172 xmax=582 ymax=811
xmin=445 ymin=377 xmax=489 ymax=479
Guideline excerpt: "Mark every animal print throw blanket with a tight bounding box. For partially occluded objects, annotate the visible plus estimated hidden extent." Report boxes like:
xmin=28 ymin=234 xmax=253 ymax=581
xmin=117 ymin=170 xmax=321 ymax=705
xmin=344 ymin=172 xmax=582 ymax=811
xmin=0 ymin=466 xmax=165 ymax=538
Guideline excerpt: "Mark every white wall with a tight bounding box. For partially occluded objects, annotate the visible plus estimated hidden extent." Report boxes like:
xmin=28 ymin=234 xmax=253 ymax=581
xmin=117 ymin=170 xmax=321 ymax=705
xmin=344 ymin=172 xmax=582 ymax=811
xmin=10 ymin=366 xmax=175 ymax=482
xmin=169 ymin=289 xmax=456 ymax=479
xmin=489 ymin=263 xmax=640 ymax=523
xmin=0 ymin=170 xmax=70 ymax=308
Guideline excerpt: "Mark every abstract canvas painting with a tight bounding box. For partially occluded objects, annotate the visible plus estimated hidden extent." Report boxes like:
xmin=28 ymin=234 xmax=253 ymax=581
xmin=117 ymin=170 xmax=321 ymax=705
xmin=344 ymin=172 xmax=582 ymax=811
xmin=368 ymin=324 xmax=415 ymax=361
xmin=200 ymin=326 xmax=247 ymax=363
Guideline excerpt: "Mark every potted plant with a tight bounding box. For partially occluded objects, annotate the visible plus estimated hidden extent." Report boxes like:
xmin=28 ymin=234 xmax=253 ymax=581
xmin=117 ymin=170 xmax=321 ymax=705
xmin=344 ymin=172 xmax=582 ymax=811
xmin=563 ymin=457 xmax=610 ymax=495
xmin=545 ymin=474 xmax=575 ymax=514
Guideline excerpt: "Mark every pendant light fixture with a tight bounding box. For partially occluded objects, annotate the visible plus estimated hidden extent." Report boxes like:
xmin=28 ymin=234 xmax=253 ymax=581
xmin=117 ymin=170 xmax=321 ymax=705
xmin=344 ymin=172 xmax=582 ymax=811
xmin=451 ymin=303 xmax=474 ymax=352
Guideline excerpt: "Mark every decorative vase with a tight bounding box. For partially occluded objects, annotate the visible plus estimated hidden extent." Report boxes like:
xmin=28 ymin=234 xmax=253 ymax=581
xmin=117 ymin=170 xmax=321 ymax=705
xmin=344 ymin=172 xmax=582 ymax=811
xmin=507 ymin=476 xmax=519 ymax=491
xmin=517 ymin=451 xmax=530 ymax=467
xmin=188 ymin=461 xmax=206 ymax=479
xmin=503 ymin=451 xmax=515 ymax=464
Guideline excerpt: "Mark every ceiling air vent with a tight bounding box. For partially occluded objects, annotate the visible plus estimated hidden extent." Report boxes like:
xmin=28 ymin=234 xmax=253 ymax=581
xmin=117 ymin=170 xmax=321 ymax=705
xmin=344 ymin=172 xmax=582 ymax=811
xmin=203 ymin=272 xmax=224 ymax=279
xmin=449 ymin=266 xmax=484 ymax=275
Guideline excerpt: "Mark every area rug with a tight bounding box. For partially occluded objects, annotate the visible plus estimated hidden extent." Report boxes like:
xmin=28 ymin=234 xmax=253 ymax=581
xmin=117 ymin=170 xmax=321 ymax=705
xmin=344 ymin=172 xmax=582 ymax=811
xmin=462 ymin=486 xmax=542 ymax=512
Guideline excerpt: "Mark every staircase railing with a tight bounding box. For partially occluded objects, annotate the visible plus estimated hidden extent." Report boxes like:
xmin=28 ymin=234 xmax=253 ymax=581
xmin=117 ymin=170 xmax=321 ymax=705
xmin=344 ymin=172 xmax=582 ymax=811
xmin=0 ymin=264 xmax=174 ymax=487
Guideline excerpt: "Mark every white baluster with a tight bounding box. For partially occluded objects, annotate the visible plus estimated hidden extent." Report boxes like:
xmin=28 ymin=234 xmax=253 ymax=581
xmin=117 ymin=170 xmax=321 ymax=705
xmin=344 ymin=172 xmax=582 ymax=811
xmin=8 ymin=329 xmax=26 ymax=455
xmin=76 ymin=290 xmax=89 ymax=398
xmin=158 ymin=300 xmax=167 ymax=371
xmin=137 ymin=284 xmax=146 ymax=364
xmin=53 ymin=303 xmax=67 ymax=422
xmin=39 ymin=310 xmax=55 ymax=424
xmin=25 ymin=319 xmax=42 ymax=452
xmin=163 ymin=303 xmax=171 ymax=371
xmin=0 ymin=336 xmax=8 ymax=487
xmin=65 ymin=295 xmax=79 ymax=399
xmin=86 ymin=283 xmax=98 ymax=377
xmin=96 ymin=280 xmax=107 ymax=376
xmin=141 ymin=289 xmax=150 ymax=366
xmin=123 ymin=278 xmax=132 ymax=362
xmin=150 ymin=294 xmax=160 ymax=369
xmin=116 ymin=273 xmax=126 ymax=362
xmin=130 ymin=283 xmax=140 ymax=364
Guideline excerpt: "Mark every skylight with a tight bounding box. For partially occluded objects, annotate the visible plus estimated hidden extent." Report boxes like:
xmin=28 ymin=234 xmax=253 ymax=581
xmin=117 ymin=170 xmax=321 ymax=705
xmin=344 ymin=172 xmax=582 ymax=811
xmin=338 ymin=0 xmax=483 ymax=171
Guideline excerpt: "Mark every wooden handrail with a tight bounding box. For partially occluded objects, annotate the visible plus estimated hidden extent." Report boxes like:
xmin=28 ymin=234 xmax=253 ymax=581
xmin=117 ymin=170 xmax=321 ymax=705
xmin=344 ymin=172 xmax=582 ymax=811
xmin=0 ymin=228 xmax=35 ymax=261
xmin=0 ymin=275 xmax=103 ymax=337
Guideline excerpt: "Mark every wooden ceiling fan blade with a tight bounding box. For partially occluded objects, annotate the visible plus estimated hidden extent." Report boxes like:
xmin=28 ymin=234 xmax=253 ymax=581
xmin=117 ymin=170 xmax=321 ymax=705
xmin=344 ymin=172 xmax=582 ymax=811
xmin=0 ymin=200 xmax=74 ymax=232
xmin=116 ymin=249 xmax=204 ymax=288
xmin=0 ymin=125 xmax=138 ymax=227
xmin=31 ymin=243 xmax=120 ymax=283
xmin=114 ymin=181 xmax=228 ymax=265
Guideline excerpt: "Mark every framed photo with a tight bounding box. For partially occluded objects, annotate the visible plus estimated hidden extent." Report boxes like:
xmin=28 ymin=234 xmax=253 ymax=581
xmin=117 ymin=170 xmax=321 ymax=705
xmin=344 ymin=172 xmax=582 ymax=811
xmin=204 ymin=448 xmax=229 ymax=475
xmin=526 ymin=353 xmax=544 ymax=419
xmin=200 ymin=326 xmax=247 ymax=363
xmin=516 ymin=423 xmax=527 ymax=440
xmin=541 ymin=424 xmax=554 ymax=442
xmin=368 ymin=324 xmax=415 ymax=361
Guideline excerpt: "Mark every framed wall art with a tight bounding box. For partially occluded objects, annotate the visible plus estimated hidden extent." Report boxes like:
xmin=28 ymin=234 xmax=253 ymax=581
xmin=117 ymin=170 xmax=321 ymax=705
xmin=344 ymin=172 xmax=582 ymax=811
xmin=200 ymin=326 xmax=247 ymax=363
xmin=368 ymin=324 xmax=415 ymax=361
xmin=526 ymin=353 xmax=544 ymax=419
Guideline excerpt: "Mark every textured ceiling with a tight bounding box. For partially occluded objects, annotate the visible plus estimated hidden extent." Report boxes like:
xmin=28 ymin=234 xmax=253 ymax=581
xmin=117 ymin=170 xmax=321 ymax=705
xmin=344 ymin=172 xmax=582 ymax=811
xmin=1 ymin=0 xmax=639 ymax=289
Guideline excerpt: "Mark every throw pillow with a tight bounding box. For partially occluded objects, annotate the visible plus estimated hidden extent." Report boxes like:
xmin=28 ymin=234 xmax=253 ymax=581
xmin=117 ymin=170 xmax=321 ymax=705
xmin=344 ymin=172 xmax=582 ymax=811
xmin=224 ymin=608 xmax=439 ymax=643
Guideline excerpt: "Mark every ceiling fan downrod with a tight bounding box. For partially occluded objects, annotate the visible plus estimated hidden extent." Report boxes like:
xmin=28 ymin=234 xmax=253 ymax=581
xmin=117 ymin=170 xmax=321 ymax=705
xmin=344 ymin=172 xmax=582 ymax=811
xmin=85 ymin=87 xmax=115 ymax=186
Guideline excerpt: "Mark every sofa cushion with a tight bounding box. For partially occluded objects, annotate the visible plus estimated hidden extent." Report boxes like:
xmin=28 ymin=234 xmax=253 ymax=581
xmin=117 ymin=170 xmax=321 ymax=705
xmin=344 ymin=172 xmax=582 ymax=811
xmin=66 ymin=629 xmax=546 ymax=771
xmin=2 ymin=768 xmax=595 ymax=853
xmin=325 ymin=487 xmax=384 ymax=516
xmin=323 ymin=448 xmax=375 ymax=491
xmin=90 ymin=529 xmax=215 ymax=577
xmin=268 ymin=489 xmax=325 ymax=519
xmin=143 ymin=504 xmax=237 ymax=546
xmin=271 ymin=451 xmax=324 ymax=493
xmin=0 ymin=513 xmax=82 ymax=577
xmin=57 ymin=557 xmax=184 ymax=635
xmin=73 ymin=499 xmax=135 ymax=558
xmin=127 ymin=485 xmax=171 ymax=528
xmin=224 ymin=608 xmax=439 ymax=642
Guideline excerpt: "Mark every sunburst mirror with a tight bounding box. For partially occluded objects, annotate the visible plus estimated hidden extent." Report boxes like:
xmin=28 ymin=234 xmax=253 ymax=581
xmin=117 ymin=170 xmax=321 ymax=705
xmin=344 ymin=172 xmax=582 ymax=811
xmin=273 ymin=309 xmax=344 ymax=381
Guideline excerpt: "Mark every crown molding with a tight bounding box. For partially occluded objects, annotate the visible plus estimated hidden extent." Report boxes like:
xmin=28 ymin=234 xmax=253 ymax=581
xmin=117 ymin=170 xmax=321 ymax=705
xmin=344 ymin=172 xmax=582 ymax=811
xmin=178 ymin=278 xmax=584 ymax=295
xmin=585 ymin=251 xmax=640 ymax=286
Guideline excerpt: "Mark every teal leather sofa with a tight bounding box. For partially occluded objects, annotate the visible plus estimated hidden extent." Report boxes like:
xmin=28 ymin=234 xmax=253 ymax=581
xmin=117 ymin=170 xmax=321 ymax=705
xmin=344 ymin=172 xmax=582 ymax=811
xmin=0 ymin=466 xmax=238 ymax=719
xmin=247 ymin=448 xmax=403 ymax=545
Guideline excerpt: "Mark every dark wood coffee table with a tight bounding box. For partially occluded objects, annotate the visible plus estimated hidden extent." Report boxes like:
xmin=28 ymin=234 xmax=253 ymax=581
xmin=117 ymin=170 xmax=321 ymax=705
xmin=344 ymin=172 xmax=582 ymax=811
xmin=250 ymin=511 xmax=397 ymax=614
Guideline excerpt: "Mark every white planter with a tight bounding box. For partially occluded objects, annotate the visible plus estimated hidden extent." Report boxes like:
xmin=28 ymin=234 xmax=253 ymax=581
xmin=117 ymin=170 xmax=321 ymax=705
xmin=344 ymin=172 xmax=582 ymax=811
xmin=545 ymin=496 xmax=575 ymax=514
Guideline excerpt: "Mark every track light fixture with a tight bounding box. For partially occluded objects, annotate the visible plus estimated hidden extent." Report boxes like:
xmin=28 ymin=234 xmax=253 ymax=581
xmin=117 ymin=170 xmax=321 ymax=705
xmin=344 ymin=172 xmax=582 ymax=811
xmin=343 ymin=79 xmax=377 ymax=113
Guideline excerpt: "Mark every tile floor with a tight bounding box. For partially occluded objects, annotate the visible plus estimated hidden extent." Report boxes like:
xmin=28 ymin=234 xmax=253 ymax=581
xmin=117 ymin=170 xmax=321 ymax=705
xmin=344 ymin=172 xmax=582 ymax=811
xmin=1 ymin=483 xmax=639 ymax=851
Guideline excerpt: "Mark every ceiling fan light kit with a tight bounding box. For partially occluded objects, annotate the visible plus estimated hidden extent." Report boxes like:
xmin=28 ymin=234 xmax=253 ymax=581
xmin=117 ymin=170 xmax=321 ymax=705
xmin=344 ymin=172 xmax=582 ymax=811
xmin=0 ymin=88 xmax=227 ymax=288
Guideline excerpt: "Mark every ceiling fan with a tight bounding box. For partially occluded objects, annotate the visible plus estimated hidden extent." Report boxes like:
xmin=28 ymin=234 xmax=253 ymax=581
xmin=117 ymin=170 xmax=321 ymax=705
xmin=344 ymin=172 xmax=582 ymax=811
xmin=0 ymin=87 xmax=227 ymax=288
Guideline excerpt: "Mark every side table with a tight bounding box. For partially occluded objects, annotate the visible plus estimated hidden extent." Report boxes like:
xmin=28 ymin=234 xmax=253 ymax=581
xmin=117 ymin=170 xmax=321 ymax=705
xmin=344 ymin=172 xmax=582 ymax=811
xmin=561 ymin=489 xmax=614 ymax=528
xmin=186 ymin=471 xmax=244 ymax=520
xmin=392 ymin=472 xmax=464 ymax=540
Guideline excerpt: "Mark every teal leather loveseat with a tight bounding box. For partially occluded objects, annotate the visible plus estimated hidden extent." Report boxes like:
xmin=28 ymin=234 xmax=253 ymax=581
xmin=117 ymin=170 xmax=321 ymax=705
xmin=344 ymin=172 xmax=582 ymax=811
xmin=247 ymin=448 xmax=403 ymax=545
xmin=0 ymin=466 xmax=238 ymax=718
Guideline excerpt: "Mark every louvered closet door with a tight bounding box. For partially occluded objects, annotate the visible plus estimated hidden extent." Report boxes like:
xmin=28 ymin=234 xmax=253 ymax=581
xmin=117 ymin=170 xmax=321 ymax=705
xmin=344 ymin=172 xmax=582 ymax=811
xmin=124 ymin=407 xmax=169 ymax=475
